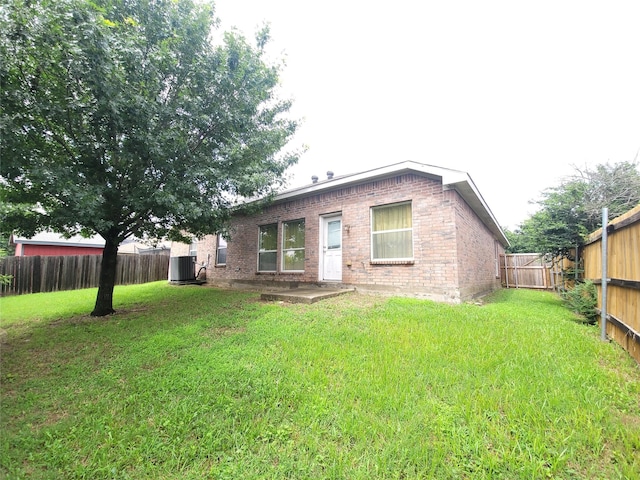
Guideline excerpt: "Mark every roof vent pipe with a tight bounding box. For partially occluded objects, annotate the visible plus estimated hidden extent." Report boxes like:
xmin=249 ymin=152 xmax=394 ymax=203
xmin=327 ymin=171 xmax=334 ymax=179
xmin=311 ymin=175 xmax=319 ymax=183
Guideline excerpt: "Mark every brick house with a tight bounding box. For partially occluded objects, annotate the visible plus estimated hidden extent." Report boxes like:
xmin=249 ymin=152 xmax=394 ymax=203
xmin=173 ymin=161 xmax=509 ymax=303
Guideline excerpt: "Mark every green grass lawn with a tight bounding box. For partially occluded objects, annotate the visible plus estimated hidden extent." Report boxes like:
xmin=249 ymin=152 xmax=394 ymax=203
xmin=1 ymin=283 xmax=639 ymax=479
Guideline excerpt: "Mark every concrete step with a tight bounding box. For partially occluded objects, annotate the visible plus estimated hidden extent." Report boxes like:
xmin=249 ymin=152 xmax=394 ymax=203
xmin=261 ymin=287 xmax=355 ymax=304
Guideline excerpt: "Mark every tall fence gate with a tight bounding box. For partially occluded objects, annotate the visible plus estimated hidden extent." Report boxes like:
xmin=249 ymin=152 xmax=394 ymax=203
xmin=500 ymin=253 xmax=552 ymax=289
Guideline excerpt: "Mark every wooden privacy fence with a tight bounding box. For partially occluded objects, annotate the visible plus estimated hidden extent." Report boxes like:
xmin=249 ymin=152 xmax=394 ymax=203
xmin=500 ymin=253 xmax=552 ymax=289
xmin=583 ymin=204 xmax=640 ymax=363
xmin=501 ymin=253 xmax=579 ymax=291
xmin=0 ymin=254 xmax=170 ymax=296
xmin=549 ymin=254 xmax=580 ymax=291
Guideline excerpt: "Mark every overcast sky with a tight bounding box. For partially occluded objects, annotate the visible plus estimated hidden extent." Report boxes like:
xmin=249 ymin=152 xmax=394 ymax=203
xmin=213 ymin=0 xmax=640 ymax=229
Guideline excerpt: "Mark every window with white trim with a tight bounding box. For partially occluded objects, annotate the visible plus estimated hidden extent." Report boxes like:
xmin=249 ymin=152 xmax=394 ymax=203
xmin=371 ymin=202 xmax=413 ymax=261
xmin=282 ymin=219 xmax=305 ymax=271
xmin=216 ymin=235 xmax=227 ymax=266
xmin=258 ymin=224 xmax=277 ymax=272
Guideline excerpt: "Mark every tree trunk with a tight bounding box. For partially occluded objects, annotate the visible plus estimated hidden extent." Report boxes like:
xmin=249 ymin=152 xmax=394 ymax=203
xmin=91 ymin=236 xmax=119 ymax=316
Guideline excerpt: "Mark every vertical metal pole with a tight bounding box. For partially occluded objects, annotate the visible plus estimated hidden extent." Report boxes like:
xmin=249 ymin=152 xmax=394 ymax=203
xmin=601 ymin=208 xmax=608 ymax=341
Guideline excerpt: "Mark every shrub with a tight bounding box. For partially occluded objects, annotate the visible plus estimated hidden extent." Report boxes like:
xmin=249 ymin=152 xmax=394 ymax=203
xmin=562 ymin=280 xmax=598 ymax=324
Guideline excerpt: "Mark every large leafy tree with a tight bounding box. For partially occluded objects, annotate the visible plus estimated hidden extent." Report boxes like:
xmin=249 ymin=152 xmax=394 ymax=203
xmin=506 ymin=180 xmax=589 ymax=257
xmin=507 ymin=161 xmax=640 ymax=257
xmin=0 ymin=0 xmax=300 ymax=315
xmin=573 ymin=160 xmax=640 ymax=228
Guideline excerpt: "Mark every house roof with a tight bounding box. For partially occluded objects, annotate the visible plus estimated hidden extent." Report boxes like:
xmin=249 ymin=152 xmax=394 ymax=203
xmin=118 ymin=237 xmax=171 ymax=254
xmin=11 ymin=231 xmax=106 ymax=248
xmin=276 ymin=161 xmax=509 ymax=246
xmin=11 ymin=232 xmax=172 ymax=253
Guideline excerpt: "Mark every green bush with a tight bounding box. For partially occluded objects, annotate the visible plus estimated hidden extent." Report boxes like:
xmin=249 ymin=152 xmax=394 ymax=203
xmin=562 ymin=280 xmax=598 ymax=323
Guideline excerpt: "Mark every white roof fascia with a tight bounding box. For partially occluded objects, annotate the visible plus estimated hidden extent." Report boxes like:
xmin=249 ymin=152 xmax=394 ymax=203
xmin=441 ymin=174 xmax=510 ymax=246
xmin=274 ymin=161 xmax=459 ymax=202
xmin=12 ymin=232 xmax=106 ymax=248
xmin=272 ymin=161 xmax=509 ymax=246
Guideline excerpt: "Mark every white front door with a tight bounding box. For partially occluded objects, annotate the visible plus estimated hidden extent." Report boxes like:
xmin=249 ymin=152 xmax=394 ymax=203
xmin=321 ymin=216 xmax=342 ymax=281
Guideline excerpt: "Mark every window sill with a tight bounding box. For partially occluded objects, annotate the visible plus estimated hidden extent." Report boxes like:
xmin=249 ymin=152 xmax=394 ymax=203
xmin=214 ymin=265 xmax=226 ymax=268
xmin=370 ymin=260 xmax=415 ymax=265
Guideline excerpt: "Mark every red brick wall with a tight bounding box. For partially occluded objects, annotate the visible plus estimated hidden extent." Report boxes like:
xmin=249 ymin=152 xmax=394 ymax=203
xmin=191 ymin=173 xmax=504 ymax=302
xmin=452 ymin=192 xmax=504 ymax=299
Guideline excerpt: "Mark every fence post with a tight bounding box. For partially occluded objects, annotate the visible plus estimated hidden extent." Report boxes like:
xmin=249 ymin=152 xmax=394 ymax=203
xmin=575 ymin=241 xmax=579 ymax=282
xmin=600 ymin=207 xmax=608 ymax=342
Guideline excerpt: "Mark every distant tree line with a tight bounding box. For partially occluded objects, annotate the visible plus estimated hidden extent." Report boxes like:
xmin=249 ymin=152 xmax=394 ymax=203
xmin=504 ymin=160 xmax=640 ymax=259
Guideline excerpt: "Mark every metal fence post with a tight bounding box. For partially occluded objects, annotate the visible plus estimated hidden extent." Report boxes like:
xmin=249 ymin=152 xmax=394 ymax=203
xmin=600 ymin=207 xmax=608 ymax=342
